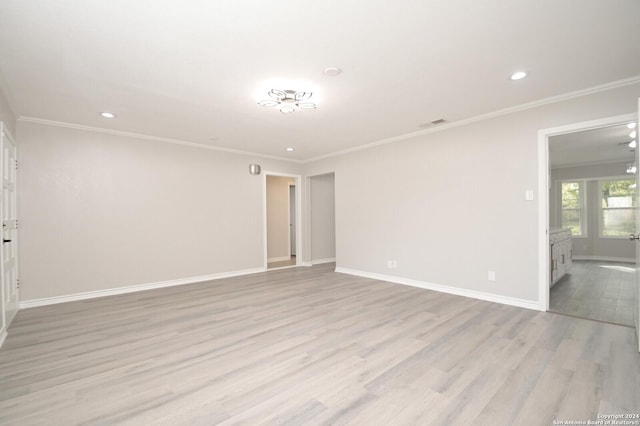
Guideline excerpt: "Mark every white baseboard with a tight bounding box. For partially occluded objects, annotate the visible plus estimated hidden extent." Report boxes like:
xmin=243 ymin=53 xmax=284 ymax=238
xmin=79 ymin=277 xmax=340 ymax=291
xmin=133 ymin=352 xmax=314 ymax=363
xmin=267 ymin=256 xmax=291 ymax=263
xmin=572 ymin=255 xmax=634 ymax=263
xmin=0 ymin=330 xmax=6 ymax=350
xmin=311 ymin=257 xmax=336 ymax=265
xmin=19 ymin=267 xmax=266 ymax=309
xmin=335 ymin=267 xmax=543 ymax=311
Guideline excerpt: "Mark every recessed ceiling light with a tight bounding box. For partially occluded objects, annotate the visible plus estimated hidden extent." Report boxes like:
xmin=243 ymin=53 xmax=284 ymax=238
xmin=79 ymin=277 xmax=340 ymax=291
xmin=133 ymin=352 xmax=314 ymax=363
xmin=323 ymin=67 xmax=342 ymax=77
xmin=631 ymin=131 xmax=637 ymax=139
xmin=286 ymin=147 xmax=294 ymax=152
xmin=510 ymin=71 xmax=527 ymax=81
xmin=100 ymin=112 xmax=116 ymax=118
xmin=628 ymin=122 xmax=637 ymax=129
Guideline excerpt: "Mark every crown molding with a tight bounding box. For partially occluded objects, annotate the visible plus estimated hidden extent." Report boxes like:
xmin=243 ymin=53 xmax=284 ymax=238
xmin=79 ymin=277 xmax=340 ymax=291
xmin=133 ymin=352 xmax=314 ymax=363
xmin=15 ymin=76 xmax=640 ymax=165
xmin=17 ymin=116 xmax=304 ymax=164
xmin=302 ymin=75 xmax=640 ymax=164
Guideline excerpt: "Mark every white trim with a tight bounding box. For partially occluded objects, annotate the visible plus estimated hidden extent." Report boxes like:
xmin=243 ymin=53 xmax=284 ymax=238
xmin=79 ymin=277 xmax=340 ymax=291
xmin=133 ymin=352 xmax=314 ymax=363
xmin=0 ymin=330 xmax=6 ymax=349
xmin=305 ymin=76 xmax=640 ymax=164
xmin=302 ymin=262 xmax=313 ymax=267
xmin=18 ymin=116 xmax=302 ymax=164
xmin=572 ymin=255 xmax=635 ymax=263
xmin=19 ymin=267 xmax=265 ymax=309
xmin=538 ymin=112 xmax=638 ymax=314
xmin=311 ymin=257 xmax=336 ymax=265
xmin=551 ymin=158 xmax=632 ymax=169
xmin=267 ymin=256 xmax=291 ymax=263
xmin=335 ymin=267 xmax=543 ymax=311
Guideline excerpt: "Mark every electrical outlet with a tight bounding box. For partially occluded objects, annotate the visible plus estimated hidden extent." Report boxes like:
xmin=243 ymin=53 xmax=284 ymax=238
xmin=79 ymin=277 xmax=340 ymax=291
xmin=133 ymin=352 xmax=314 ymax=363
xmin=392 ymin=260 xmax=398 ymax=269
xmin=488 ymin=270 xmax=496 ymax=281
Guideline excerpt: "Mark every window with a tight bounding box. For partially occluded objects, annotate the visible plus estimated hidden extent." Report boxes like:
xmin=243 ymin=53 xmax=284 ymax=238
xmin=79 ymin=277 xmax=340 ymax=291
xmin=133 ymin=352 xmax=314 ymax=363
xmin=600 ymin=179 xmax=637 ymax=237
xmin=561 ymin=181 xmax=585 ymax=236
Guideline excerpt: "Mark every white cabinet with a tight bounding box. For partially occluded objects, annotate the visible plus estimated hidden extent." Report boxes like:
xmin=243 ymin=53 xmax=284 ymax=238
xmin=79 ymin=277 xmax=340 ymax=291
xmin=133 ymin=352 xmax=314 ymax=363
xmin=550 ymin=228 xmax=572 ymax=287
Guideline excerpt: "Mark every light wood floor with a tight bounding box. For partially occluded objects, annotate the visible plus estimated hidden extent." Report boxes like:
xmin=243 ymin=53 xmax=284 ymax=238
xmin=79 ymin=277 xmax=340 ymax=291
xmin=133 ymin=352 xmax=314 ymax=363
xmin=550 ymin=260 xmax=635 ymax=326
xmin=268 ymin=255 xmax=297 ymax=269
xmin=1 ymin=263 xmax=639 ymax=425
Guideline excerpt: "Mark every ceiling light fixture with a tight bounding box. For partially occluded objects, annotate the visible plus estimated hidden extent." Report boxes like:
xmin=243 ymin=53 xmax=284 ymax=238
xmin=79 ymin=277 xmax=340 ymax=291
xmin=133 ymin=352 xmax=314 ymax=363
xmin=258 ymin=89 xmax=316 ymax=113
xmin=100 ymin=112 xmax=116 ymax=118
xmin=510 ymin=71 xmax=527 ymax=80
xmin=628 ymin=123 xmax=637 ymax=129
xmin=286 ymin=147 xmax=294 ymax=152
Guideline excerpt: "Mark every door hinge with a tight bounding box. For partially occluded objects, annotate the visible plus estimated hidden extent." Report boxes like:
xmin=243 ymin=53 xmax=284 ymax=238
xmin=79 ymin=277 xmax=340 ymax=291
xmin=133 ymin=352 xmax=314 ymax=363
xmin=14 ymin=160 xmax=17 ymax=171
xmin=16 ymin=279 xmax=20 ymax=289
xmin=14 ymin=219 xmax=18 ymax=229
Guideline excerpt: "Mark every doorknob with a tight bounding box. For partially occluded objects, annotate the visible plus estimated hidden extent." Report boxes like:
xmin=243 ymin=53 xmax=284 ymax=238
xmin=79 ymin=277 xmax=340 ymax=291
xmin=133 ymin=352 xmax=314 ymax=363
xmin=629 ymin=234 xmax=640 ymax=240
xmin=2 ymin=239 xmax=11 ymax=243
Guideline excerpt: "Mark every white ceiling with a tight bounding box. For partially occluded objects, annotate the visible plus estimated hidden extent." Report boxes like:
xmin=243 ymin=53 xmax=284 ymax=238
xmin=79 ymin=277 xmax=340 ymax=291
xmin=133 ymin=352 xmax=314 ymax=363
xmin=0 ymin=0 xmax=639 ymax=161
xmin=549 ymin=122 xmax=637 ymax=168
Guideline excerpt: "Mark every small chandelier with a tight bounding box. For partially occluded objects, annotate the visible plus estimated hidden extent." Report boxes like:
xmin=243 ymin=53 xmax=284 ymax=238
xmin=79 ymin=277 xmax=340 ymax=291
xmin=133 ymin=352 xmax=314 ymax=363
xmin=258 ymin=89 xmax=316 ymax=113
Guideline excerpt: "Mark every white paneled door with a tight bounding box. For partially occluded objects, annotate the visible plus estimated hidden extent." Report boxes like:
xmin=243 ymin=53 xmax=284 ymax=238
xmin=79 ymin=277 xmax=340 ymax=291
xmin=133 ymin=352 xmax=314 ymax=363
xmin=1 ymin=122 xmax=18 ymax=332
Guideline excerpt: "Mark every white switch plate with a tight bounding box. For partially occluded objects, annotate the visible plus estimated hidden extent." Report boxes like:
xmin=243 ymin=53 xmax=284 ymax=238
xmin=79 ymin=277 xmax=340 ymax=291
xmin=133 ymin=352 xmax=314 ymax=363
xmin=488 ymin=270 xmax=496 ymax=281
xmin=525 ymin=190 xmax=534 ymax=201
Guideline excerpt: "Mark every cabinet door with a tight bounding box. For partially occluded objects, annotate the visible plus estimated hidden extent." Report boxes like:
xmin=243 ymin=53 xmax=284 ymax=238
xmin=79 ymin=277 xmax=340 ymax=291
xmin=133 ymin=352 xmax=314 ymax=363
xmin=551 ymin=244 xmax=560 ymax=286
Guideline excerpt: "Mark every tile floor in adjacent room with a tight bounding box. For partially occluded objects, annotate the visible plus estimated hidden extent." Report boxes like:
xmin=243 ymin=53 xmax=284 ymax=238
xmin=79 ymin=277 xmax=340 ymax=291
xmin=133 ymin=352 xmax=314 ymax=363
xmin=550 ymin=260 xmax=635 ymax=327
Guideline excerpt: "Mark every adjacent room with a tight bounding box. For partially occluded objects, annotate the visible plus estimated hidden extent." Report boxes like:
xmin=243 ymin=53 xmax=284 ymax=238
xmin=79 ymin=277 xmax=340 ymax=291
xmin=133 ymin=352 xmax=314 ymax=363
xmin=549 ymin=124 xmax=638 ymax=326
xmin=0 ymin=1 xmax=639 ymax=424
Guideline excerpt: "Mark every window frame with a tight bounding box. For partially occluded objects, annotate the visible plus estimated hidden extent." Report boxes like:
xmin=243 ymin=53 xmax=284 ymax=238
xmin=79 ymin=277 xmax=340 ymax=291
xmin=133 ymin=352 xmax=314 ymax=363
xmin=559 ymin=179 xmax=587 ymax=238
xmin=598 ymin=177 xmax=637 ymax=239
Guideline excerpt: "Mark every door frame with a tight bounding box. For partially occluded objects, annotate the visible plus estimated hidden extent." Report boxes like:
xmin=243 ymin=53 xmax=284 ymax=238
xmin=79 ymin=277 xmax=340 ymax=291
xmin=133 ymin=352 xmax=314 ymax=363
xmin=263 ymin=171 xmax=302 ymax=269
xmin=537 ymin=112 xmax=637 ymax=311
xmin=289 ymin=183 xmax=296 ymax=257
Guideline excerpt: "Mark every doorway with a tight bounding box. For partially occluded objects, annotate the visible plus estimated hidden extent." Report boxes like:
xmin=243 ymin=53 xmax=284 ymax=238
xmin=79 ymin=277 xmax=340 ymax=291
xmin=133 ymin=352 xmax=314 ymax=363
xmin=264 ymin=172 xmax=301 ymax=270
xmin=539 ymin=113 xmax=638 ymax=329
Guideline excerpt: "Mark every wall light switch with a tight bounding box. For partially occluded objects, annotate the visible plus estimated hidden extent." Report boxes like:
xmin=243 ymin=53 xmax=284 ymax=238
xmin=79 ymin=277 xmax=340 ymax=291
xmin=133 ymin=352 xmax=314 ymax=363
xmin=488 ymin=271 xmax=496 ymax=281
xmin=525 ymin=190 xmax=534 ymax=201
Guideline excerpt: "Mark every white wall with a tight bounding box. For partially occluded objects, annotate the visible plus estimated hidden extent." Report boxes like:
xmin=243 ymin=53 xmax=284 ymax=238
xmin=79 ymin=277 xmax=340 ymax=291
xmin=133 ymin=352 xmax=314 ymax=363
xmin=18 ymin=121 xmax=301 ymax=301
xmin=266 ymin=175 xmax=295 ymax=261
xmin=550 ymin=162 xmax=635 ymax=261
xmin=0 ymin=86 xmax=16 ymax=136
xmin=310 ymin=173 xmax=335 ymax=262
xmin=305 ymin=83 xmax=640 ymax=304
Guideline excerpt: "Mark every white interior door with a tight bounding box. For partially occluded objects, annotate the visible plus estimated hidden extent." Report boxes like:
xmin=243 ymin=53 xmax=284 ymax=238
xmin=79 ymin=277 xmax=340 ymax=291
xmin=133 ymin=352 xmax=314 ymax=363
xmin=1 ymin=123 xmax=18 ymax=328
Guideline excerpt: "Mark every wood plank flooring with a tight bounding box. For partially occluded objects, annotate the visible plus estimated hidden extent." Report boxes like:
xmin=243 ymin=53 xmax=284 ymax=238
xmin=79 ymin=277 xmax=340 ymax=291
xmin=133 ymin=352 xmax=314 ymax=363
xmin=268 ymin=255 xmax=297 ymax=269
xmin=1 ymin=263 xmax=639 ymax=425
xmin=550 ymin=260 xmax=635 ymax=326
